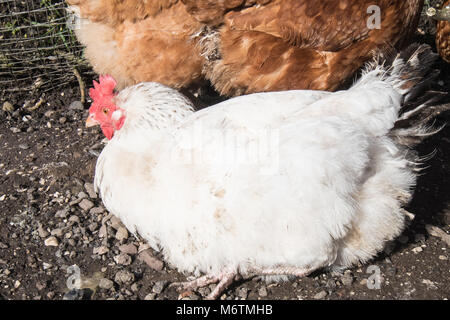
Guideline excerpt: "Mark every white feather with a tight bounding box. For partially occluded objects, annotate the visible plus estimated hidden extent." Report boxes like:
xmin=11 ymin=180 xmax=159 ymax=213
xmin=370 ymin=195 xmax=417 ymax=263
xmin=94 ymin=67 xmax=416 ymax=277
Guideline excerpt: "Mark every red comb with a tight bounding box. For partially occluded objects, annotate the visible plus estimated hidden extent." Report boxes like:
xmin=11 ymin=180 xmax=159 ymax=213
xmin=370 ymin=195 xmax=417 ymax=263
xmin=89 ymin=75 xmax=117 ymax=104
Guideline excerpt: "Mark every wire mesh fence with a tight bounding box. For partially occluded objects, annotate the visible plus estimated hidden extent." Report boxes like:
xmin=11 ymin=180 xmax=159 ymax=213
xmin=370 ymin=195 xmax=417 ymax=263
xmin=0 ymin=0 xmax=92 ymax=95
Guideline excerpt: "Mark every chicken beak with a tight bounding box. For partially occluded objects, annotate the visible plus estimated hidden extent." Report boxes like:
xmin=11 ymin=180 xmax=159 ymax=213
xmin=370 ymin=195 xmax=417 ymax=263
xmin=86 ymin=115 xmax=100 ymax=128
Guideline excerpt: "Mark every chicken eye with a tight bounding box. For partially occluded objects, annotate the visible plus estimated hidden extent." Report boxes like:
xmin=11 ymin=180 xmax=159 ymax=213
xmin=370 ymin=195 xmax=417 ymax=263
xmin=102 ymin=108 xmax=109 ymax=115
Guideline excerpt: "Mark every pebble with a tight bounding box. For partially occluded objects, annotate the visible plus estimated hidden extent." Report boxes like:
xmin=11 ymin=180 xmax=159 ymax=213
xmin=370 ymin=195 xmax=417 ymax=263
xmin=84 ymin=183 xmax=97 ymax=199
xmin=10 ymin=127 xmax=21 ymax=133
xmin=110 ymin=216 xmax=124 ymax=230
xmin=144 ymin=293 xmax=157 ymax=300
xmin=422 ymin=279 xmax=438 ymax=290
xmin=93 ymin=246 xmax=109 ymax=255
xmin=55 ymin=207 xmax=69 ymax=218
xmin=99 ymin=278 xmax=114 ymax=290
xmin=138 ymin=249 xmax=164 ymax=271
xmin=114 ymin=253 xmax=132 ymax=266
xmin=90 ymin=207 xmax=104 ymax=215
xmin=115 ymin=227 xmax=128 ymax=242
xmin=99 ymin=224 xmax=108 ymax=238
xmin=68 ymin=215 xmax=80 ymax=224
xmin=14 ymin=280 xmax=21 ymax=289
xmin=325 ymin=279 xmax=337 ymax=290
xmin=119 ymin=243 xmax=138 ymax=255
xmin=88 ymin=222 xmax=99 ymax=232
xmin=412 ymin=247 xmax=423 ymax=254
xmin=258 ymin=286 xmax=268 ymax=297
xmin=438 ymin=255 xmax=447 ymax=260
xmin=69 ymin=101 xmax=84 ymax=111
xmin=237 ymin=287 xmax=248 ymax=299
xmin=51 ymin=228 xmax=64 ymax=237
xmin=313 ymin=290 xmax=327 ymax=299
xmin=44 ymin=236 xmax=59 ymax=247
xmin=341 ymin=271 xmax=354 ymax=286
xmin=36 ymin=281 xmax=46 ymax=291
xmin=197 ymin=287 xmax=211 ymax=297
xmin=79 ymin=199 xmax=94 ymax=211
xmin=59 ymin=117 xmax=67 ymax=124
xmin=18 ymin=144 xmax=30 ymax=150
xmin=114 ymin=270 xmax=135 ymax=284
xmin=37 ymin=224 xmax=49 ymax=238
xmin=2 ymin=101 xmax=14 ymax=112
xmin=152 ymin=281 xmax=168 ymax=294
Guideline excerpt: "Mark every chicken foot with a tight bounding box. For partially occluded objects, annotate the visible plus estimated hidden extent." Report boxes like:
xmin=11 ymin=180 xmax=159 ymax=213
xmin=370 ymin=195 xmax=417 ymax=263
xmin=171 ymin=265 xmax=316 ymax=300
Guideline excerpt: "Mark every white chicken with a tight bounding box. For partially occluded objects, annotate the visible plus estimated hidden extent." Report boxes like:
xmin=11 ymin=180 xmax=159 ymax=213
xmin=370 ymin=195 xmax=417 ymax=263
xmin=85 ymin=44 xmax=449 ymax=299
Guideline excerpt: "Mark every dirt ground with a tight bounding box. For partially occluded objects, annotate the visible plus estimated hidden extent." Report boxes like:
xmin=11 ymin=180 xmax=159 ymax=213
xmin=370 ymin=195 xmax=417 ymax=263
xmin=0 ymin=11 xmax=449 ymax=301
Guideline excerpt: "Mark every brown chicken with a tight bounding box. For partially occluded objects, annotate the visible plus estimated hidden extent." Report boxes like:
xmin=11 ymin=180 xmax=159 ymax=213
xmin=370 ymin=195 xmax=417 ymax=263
xmin=67 ymin=0 xmax=424 ymax=95
xmin=434 ymin=0 xmax=450 ymax=62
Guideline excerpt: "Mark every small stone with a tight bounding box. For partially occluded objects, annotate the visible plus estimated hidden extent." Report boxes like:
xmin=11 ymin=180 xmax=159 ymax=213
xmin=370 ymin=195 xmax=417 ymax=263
xmin=138 ymin=243 xmax=151 ymax=253
xmin=78 ymin=199 xmax=94 ymax=211
xmin=412 ymin=247 xmax=423 ymax=254
xmin=44 ymin=236 xmax=59 ymax=247
xmin=326 ymin=279 xmax=337 ymax=290
xmin=152 ymin=281 xmax=168 ymax=294
xmin=37 ymin=224 xmax=49 ymax=238
xmin=69 ymin=101 xmax=84 ymax=111
xmin=36 ymin=281 xmax=47 ymax=291
xmin=44 ymin=110 xmax=54 ymax=117
xmin=114 ymin=254 xmax=132 ymax=266
xmin=88 ymin=222 xmax=99 ymax=232
xmin=138 ymin=249 xmax=164 ymax=271
xmin=422 ymin=279 xmax=438 ymax=290
xmin=2 ymin=101 xmax=14 ymax=112
xmin=438 ymin=255 xmax=447 ymax=260
xmin=99 ymin=278 xmax=114 ymax=290
xmin=313 ymin=290 xmax=327 ymax=299
xmin=14 ymin=280 xmax=21 ymax=289
xmin=115 ymin=227 xmax=128 ymax=242
xmin=98 ymin=224 xmax=107 ymax=238
xmin=68 ymin=215 xmax=80 ymax=223
xmin=360 ymin=279 xmax=368 ymax=286
xmin=84 ymin=183 xmax=97 ymax=199
xmin=59 ymin=117 xmax=67 ymax=124
xmin=51 ymin=228 xmax=64 ymax=237
xmin=110 ymin=216 xmax=124 ymax=230
xmin=119 ymin=243 xmax=138 ymax=255
xmin=144 ymin=293 xmax=157 ymax=300
xmin=237 ymin=287 xmax=248 ymax=299
xmin=114 ymin=270 xmax=135 ymax=284
xmin=93 ymin=246 xmax=109 ymax=255
xmin=341 ymin=271 xmax=354 ymax=286
xmin=90 ymin=207 xmax=104 ymax=215
xmin=10 ymin=127 xmax=21 ymax=133
xmin=47 ymin=291 xmax=55 ymax=299
xmin=258 ymin=286 xmax=268 ymax=297
xmin=55 ymin=207 xmax=69 ymax=218
xmin=18 ymin=144 xmax=30 ymax=150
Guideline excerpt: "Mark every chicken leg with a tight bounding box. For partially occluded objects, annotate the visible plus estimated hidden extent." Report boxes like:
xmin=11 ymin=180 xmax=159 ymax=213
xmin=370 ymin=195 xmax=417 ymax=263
xmin=171 ymin=265 xmax=316 ymax=300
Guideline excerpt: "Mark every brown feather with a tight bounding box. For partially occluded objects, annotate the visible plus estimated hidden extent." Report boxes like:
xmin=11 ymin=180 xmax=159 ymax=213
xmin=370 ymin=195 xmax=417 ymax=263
xmin=68 ymin=0 xmax=424 ymax=95
xmin=436 ymin=0 xmax=450 ymax=63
